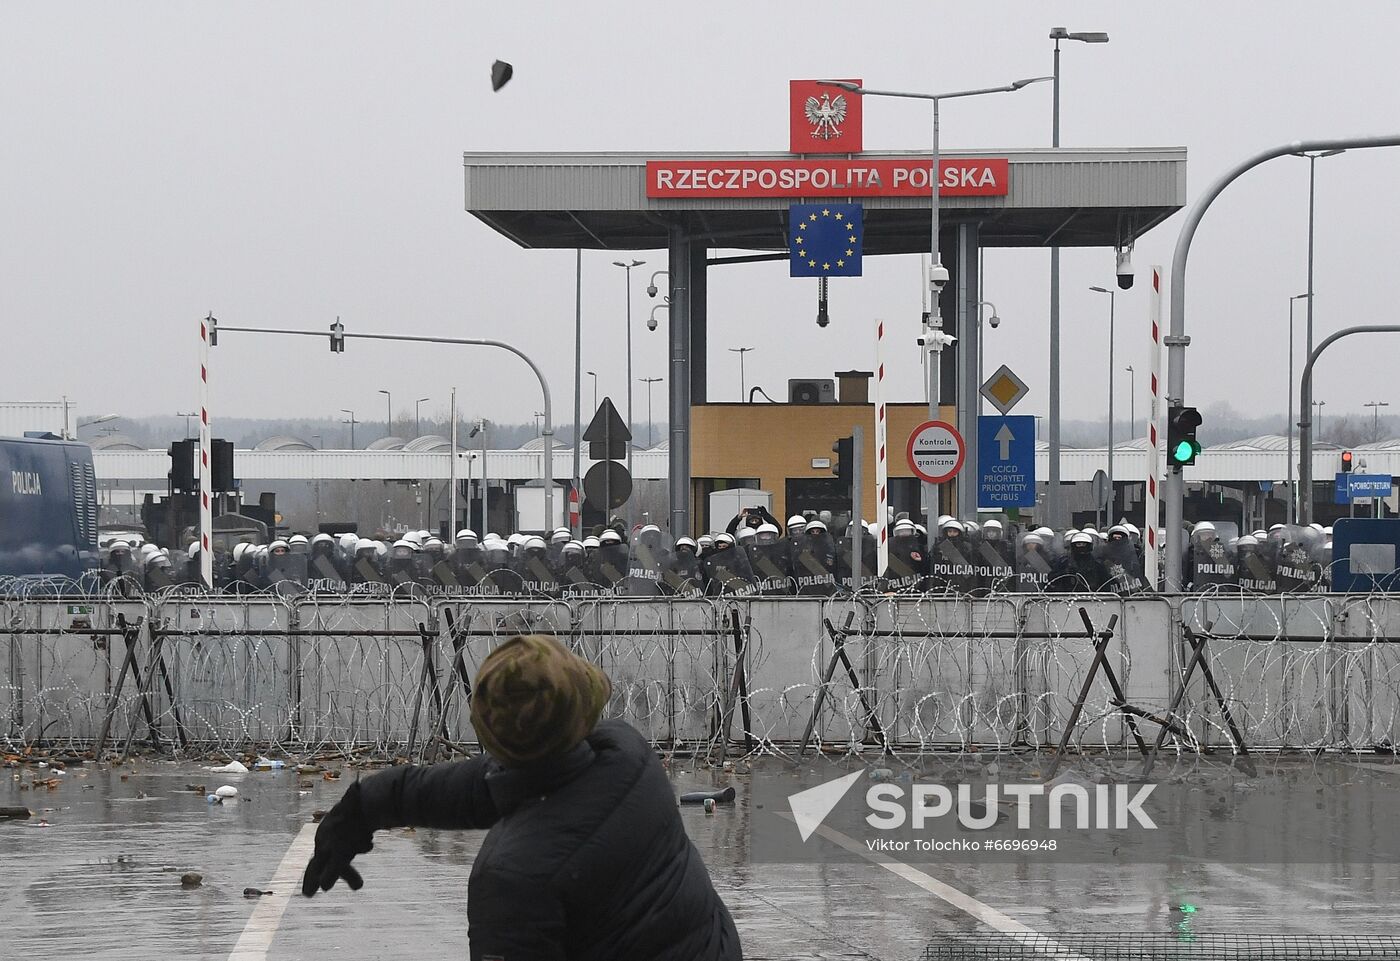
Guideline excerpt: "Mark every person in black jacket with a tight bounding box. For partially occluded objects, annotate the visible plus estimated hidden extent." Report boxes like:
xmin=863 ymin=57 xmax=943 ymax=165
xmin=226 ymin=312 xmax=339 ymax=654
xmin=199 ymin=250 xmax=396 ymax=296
xmin=301 ymin=633 xmax=742 ymax=961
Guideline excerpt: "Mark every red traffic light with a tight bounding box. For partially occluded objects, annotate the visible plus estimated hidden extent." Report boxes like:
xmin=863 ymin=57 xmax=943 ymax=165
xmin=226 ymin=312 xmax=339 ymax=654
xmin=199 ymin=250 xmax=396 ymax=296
xmin=1342 ymin=450 xmax=1354 ymax=473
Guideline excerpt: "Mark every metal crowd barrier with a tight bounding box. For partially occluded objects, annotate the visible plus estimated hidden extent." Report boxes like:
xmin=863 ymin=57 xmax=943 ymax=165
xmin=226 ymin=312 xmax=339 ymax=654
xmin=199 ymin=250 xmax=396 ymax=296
xmin=7 ymin=591 xmax=1400 ymax=762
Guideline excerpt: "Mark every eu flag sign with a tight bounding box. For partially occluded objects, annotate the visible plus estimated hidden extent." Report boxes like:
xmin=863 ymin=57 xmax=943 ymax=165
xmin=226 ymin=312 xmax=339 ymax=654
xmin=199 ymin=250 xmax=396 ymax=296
xmin=790 ymin=203 xmax=862 ymax=277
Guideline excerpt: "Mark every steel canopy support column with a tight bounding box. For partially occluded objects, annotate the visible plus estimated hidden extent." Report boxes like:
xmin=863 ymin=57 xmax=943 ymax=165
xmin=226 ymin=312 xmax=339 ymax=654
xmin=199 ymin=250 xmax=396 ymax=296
xmin=955 ymin=223 xmax=981 ymax=519
xmin=689 ymin=243 xmax=708 ymax=405
xmin=668 ymin=226 xmax=692 ymax=538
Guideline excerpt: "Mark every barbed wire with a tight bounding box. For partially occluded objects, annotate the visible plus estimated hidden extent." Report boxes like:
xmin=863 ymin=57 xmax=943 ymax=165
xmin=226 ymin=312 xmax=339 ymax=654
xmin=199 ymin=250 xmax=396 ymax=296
xmin=6 ymin=590 xmax=1400 ymax=768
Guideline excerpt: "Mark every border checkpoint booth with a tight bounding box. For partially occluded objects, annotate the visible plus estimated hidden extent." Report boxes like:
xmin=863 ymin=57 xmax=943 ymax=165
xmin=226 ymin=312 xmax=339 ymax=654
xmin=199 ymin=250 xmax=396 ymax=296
xmin=463 ymin=86 xmax=1185 ymax=537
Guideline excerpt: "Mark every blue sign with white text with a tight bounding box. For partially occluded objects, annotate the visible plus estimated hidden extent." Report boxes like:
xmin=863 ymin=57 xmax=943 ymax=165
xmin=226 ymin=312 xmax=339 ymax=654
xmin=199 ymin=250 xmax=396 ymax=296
xmin=1335 ymin=473 xmax=1394 ymax=504
xmin=978 ymin=415 xmax=1036 ymax=509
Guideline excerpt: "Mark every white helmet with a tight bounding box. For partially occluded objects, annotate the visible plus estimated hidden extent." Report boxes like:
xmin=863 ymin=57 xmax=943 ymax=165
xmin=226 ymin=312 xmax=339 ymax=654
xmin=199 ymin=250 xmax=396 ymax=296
xmin=1070 ymin=531 xmax=1095 ymax=546
xmin=736 ymin=526 xmax=756 ymax=541
xmin=311 ymin=533 xmax=334 ymax=548
xmin=600 ymin=529 xmax=622 ymax=544
xmin=232 ymin=542 xmax=248 ymax=562
xmin=937 ymin=514 xmax=954 ymax=528
xmin=288 ymin=534 xmax=309 ymax=547
xmin=1192 ymin=521 xmax=1216 ymax=535
xmin=1124 ymin=522 xmax=1141 ymax=537
xmin=697 ymin=534 xmax=714 ymax=550
xmin=268 ymin=539 xmax=289 ymax=554
xmin=551 ymin=527 xmax=571 ymax=544
xmin=355 ymin=537 xmax=377 ymax=554
xmin=563 ymin=540 xmax=584 ymax=555
xmin=1108 ymin=524 xmax=1129 ymax=539
xmin=676 ymin=536 xmax=697 ymax=550
xmin=787 ymin=515 xmax=807 ymax=533
xmin=983 ymin=519 xmax=1003 ymax=532
xmin=187 ymin=541 xmax=200 ymax=556
xmin=582 ymin=536 xmax=600 ymax=549
xmin=1237 ymin=534 xmax=1259 ymax=548
xmin=523 ymin=535 xmax=547 ymax=552
xmin=1034 ymin=526 xmax=1055 ymax=539
xmin=714 ymin=532 xmax=735 ymax=546
xmin=456 ymin=528 xmax=477 ymax=542
xmin=756 ymin=522 xmax=779 ymax=536
xmin=806 ymin=519 xmax=827 ymax=533
xmin=893 ymin=518 xmax=916 ymax=534
xmin=1023 ymin=532 xmax=1046 ymax=547
xmin=940 ymin=518 xmax=964 ymax=534
xmin=338 ymin=533 xmax=358 ymax=551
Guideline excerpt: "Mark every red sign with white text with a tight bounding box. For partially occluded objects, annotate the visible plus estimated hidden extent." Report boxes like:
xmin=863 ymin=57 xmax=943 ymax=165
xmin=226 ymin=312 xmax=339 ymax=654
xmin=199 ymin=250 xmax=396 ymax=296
xmin=790 ymin=79 xmax=863 ymax=154
xmin=646 ymin=158 xmax=1009 ymax=198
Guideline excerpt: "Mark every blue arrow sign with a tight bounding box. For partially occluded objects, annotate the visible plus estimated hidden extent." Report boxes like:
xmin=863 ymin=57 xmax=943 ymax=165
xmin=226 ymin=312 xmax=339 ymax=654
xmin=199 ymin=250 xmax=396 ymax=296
xmin=978 ymin=415 xmax=1036 ymax=509
xmin=1335 ymin=473 xmax=1394 ymax=503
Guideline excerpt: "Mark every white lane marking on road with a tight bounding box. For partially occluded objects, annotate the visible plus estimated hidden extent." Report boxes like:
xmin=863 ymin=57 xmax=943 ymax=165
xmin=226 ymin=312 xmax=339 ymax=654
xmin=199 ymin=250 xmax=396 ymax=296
xmin=775 ymin=811 xmax=1091 ymax=960
xmin=228 ymin=822 xmax=317 ymax=961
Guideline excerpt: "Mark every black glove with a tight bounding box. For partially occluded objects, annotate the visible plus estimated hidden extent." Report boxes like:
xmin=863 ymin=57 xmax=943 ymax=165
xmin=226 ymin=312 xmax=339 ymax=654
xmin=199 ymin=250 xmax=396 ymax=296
xmin=302 ymin=781 xmax=375 ymax=897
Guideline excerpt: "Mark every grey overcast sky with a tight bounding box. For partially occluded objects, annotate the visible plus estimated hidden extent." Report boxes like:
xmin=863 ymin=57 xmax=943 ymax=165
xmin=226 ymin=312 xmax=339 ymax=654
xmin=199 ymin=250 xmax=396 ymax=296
xmin=3 ymin=2 xmax=1399 ymax=433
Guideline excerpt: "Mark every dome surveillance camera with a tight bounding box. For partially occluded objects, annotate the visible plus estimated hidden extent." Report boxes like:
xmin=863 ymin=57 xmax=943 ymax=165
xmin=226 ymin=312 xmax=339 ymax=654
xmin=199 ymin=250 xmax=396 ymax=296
xmin=988 ymin=314 xmax=1001 ymax=329
xmin=647 ymin=316 xmax=658 ymax=331
xmin=646 ymin=284 xmax=658 ymax=298
xmin=1116 ymin=247 xmax=1135 ymax=290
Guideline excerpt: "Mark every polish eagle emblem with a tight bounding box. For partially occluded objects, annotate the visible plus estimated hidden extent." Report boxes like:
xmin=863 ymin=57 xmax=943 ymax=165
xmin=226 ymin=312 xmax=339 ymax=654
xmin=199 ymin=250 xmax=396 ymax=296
xmin=804 ymin=92 xmax=848 ymax=141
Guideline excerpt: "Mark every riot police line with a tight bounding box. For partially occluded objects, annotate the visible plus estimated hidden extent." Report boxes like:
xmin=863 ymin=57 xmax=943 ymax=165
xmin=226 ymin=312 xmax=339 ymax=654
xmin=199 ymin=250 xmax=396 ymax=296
xmin=88 ymin=514 xmax=1342 ymax=598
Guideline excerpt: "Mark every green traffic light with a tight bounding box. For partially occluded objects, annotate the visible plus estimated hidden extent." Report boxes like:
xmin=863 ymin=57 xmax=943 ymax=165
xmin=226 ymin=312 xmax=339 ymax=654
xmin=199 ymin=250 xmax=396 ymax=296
xmin=1171 ymin=440 xmax=1195 ymax=463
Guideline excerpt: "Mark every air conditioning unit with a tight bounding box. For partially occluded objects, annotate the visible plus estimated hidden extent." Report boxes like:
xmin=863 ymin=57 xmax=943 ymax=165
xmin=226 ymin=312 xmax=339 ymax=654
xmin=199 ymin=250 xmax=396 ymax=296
xmin=788 ymin=379 xmax=836 ymax=405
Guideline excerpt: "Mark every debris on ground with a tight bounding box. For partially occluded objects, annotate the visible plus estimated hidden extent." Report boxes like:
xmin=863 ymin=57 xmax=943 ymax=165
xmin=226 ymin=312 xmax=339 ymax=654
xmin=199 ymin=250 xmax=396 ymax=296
xmin=243 ymin=888 xmax=272 ymax=898
xmin=208 ymin=760 xmax=249 ymax=774
xmin=180 ymin=873 xmax=203 ymax=888
xmin=0 ymin=806 xmax=32 ymax=820
xmin=214 ymin=785 xmax=238 ymax=799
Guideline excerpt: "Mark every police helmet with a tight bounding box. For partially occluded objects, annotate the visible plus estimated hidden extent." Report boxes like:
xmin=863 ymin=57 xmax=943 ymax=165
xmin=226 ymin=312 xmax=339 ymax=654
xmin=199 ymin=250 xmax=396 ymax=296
xmin=714 ymin=532 xmax=736 ymax=546
xmin=600 ymin=529 xmax=622 ymax=545
xmin=583 ymin=536 xmax=601 ymax=549
xmin=736 ymin=526 xmax=756 ymax=542
xmin=787 ymin=515 xmax=807 ymax=534
xmin=289 ymin=534 xmax=309 ymax=547
xmin=311 ymin=533 xmax=334 ymax=548
xmin=806 ymin=520 xmax=827 ymax=534
xmin=1070 ymin=531 xmax=1094 ymax=547
xmin=563 ymin=540 xmax=584 ymax=556
xmin=550 ymin=528 xmax=571 ymax=544
xmin=893 ymin=518 xmax=916 ymax=535
xmin=676 ymin=536 xmax=698 ymax=551
xmin=269 ymin=539 xmax=290 ymax=555
xmin=523 ymin=535 xmax=547 ymax=553
xmin=456 ymin=528 xmax=477 ymax=542
xmin=941 ymin=518 xmax=964 ymax=534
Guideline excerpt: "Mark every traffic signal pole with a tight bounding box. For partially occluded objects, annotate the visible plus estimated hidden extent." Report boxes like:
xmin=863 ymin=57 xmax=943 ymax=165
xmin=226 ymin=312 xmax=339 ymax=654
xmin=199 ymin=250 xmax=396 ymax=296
xmin=1165 ymin=135 xmax=1400 ymax=587
xmin=1297 ymin=324 xmax=1400 ymax=524
xmin=213 ymin=323 xmax=556 ymax=535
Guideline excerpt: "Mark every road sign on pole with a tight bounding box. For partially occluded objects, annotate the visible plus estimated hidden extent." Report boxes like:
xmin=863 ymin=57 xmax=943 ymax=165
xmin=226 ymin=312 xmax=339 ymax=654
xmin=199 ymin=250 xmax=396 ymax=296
xmin=976 ymin=415 xmax=1035 ymax=509
xmin=1335 ymin=473 xmax=1394 ymax=504
xmin=907 ymin=420 xmax=965 ymax=485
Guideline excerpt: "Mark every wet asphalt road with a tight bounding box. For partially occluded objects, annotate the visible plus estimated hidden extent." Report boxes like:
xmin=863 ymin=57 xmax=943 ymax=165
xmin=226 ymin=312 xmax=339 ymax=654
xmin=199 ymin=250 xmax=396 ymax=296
xmin=6 ymin=755 xmax=1400 ymax=961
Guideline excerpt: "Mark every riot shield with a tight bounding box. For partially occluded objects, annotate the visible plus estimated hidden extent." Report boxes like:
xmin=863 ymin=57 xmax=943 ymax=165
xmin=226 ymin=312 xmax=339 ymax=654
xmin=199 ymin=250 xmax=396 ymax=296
xmin=556 ymin=547 xmax=596 ymax=597
xmin=791 ymin=529 xmax=839 ymax=596
xmin=586 ymin=542 xmax=630 ymax=593
xmin=308 ymin=552 xmax=348 ymax=592
xmin=1188 ymin=530 xmax=1235 ymax=590
xmin=834 ymin=529 xmax=879 ymax=590
xmin=663 ymin=541 xmax=706 ymax=597
xmin=480 ymin=544 xmax=524 ymax=595
xmin=1048 ymin=539 xmax=1108 ymax=593
xmin=1271 ymin=526 xmax=1320 ymax=592
xmin=386 ymin=544 xmax=423 ymax=590
xmin=1234 ymin=537 xmax=1277 ymax=593
xmin=748 ymin=538 xmax=794 ymax=595
xmin=928 ymin=535 xmax=979 ymax=594
xmin=971 ymin=535 xmax=1016 ymax=594
xmin=1015 ymin=534 xmax=1055 ymax=593
xmin=622 ymin=528 xmax=671 ymax=597
xmin=514 ymin=551 xmax=558 ymax=596
xmin=882 ymin=535 xmax=927 ymax=593
xmin=1101 ymin=537 xmax=1149 ymax=595
xmin=267 ymin=552 xmax=308 ymax=590
xmin=703 ymin=543 xmax=757 ymax=596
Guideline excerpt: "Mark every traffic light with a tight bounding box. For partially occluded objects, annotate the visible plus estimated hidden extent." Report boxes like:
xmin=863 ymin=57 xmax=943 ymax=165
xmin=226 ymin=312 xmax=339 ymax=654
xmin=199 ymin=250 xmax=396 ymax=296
xmin=1166 ymin=405 xmax=1202 ymax=467
xmin=329 ymin=318 xmax=345 ymax=353
xmin=831 ymin=435 xmax=853 ymax=483
xmin=1341 ymin=450 xmax=1354 ymax=473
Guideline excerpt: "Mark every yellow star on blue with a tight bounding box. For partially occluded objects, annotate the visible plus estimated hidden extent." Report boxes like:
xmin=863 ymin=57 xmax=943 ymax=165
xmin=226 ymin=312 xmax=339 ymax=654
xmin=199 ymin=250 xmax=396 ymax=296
xmin=789 ymin=203 xmax=863 ymax=278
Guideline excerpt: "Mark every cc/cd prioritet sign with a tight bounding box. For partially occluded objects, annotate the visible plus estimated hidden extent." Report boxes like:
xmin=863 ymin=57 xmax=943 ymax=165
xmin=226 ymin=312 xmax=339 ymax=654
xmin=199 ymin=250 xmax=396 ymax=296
xmin=906 ymin=420 xmax=966 ymax=484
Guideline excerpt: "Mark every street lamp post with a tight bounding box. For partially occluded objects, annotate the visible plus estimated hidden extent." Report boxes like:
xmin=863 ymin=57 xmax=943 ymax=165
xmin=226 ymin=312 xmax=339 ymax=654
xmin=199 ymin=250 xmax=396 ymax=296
xmin=612 ymin=258 xmax=645 ymax=491
xmin=727 ymin=346 xmax=754 ymax=400
xmin=639 ymin=377 xmax=662 ymax=448
xmin=1048 ymin=26 xmax=1110 ymax=528
xmin=176 ymin=411 xmax=198 ymax=439
xmin=1366 ymin=401 xmax=1391 ymax=442
xmin=1287 ymin=293 xmax=1309 ymax=524
xmin=77 ymin=413 xmax=119 ymax=432
xmin=820 ymin=74 xmax=1051 ymax=549
xmin=1296 ymin=150 xmax=1345 ymax=366
xmin=1312 ymin=400 xmax=1326 ymax=442
xmin=340 ymin=409 xmax=357 ymax=449
xmin=1090 ymin=286 xmax=1116 ymax=519
xmin=378 ymin=389 xmax=392 ymax=438
xmin=586 ymin=371 xmax=598 ymax=412
xmin=415 ymin=397 xmax=430 ymax=438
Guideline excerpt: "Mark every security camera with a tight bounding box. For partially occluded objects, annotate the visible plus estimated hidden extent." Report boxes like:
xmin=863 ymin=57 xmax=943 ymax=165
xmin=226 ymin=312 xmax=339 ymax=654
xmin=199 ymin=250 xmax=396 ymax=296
xmin=647 ymin=316 xmax=658 ymax=331
xmin=988 ymin=314 xmax=1001 ymax=329
xmin=1116 ymin=247 xmax=1134 ymax=290
xmin=929 ymin=263 xmax=950 ymax=291
xmin=646 ymin=283 xmax=658 ymax=298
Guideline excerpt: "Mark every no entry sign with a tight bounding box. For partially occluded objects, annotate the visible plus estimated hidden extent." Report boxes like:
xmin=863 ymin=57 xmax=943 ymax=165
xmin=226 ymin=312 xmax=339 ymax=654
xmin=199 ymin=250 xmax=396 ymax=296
xmin=907 ymin=420 xmax=965 ymax=484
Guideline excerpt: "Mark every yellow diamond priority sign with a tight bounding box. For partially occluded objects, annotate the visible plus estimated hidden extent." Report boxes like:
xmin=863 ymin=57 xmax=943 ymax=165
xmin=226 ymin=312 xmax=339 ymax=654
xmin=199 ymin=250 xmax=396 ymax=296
xmin=980 ymin=364 xmax=1029 ymax=416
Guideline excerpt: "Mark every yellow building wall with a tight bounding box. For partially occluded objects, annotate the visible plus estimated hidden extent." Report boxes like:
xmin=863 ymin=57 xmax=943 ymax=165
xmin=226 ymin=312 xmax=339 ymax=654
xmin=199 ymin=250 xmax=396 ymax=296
xmin=690 ymin=402 xmax=959 ymax=531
